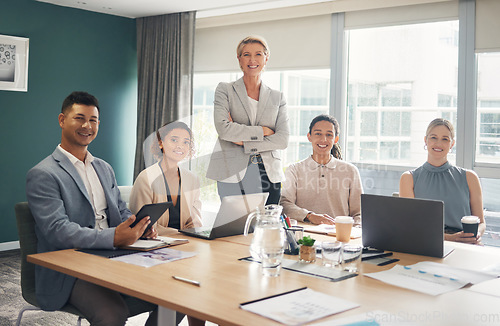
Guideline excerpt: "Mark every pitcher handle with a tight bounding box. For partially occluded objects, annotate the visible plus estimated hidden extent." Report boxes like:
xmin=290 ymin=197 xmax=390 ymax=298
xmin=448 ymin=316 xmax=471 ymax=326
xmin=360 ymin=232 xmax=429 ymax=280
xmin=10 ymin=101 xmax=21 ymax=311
xmin=243 ymin=211 xmax=257 ymax=236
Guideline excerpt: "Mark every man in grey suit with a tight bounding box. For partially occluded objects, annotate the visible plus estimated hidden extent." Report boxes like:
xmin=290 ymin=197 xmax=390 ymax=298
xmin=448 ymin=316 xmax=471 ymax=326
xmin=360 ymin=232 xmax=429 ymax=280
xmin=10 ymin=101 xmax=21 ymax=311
xmin=26 ymin=91 xmax=157 ymax=326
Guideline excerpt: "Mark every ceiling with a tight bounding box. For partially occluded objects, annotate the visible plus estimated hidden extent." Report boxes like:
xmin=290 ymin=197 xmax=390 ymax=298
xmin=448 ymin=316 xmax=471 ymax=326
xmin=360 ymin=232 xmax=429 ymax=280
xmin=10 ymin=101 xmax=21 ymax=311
xmin=36 ymin=0 xmax=333 ymax=19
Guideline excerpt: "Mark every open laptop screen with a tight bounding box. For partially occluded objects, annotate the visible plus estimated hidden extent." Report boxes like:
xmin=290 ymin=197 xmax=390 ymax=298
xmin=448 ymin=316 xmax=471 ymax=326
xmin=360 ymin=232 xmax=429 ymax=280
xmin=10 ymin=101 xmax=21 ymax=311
xmin=180 ymin=192 xmax=269 ymax=240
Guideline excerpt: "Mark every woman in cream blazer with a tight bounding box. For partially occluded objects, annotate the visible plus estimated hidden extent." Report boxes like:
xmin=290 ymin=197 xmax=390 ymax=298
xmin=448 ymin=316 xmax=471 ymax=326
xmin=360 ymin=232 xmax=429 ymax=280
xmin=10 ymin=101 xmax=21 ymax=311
xmin=130 ymin=121 xmax=202 ymax=235
xmin=206 ymin=35 xmax=289 ymax=205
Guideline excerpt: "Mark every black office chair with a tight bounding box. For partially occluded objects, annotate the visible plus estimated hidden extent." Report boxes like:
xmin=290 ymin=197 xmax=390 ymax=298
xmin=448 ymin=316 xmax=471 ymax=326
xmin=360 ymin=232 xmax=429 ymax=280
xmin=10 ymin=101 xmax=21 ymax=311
xmin=14 ymin=202 xmax=84 ymax=326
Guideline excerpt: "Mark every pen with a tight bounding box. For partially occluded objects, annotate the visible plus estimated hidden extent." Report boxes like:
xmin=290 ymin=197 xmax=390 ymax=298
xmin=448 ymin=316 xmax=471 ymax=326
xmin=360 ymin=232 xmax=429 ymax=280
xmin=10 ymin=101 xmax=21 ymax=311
xmin=172 ymin=275 xmax=200 ymax=287
xmin=284 ymin=213 xmax=292 ymax=228
xmin=280 ymin=215 xmax=287 ymax=228
xmin=378 ymin=258 xmax=399 ymax=266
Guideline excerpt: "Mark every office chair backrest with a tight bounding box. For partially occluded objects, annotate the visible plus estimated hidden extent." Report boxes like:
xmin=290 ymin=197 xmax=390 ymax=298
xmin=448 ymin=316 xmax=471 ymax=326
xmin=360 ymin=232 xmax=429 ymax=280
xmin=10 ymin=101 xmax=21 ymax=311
xmin=15 ymin=202 xmax=38 ymax=306
xmin=118 ymin=185 xmax=133 ymax=208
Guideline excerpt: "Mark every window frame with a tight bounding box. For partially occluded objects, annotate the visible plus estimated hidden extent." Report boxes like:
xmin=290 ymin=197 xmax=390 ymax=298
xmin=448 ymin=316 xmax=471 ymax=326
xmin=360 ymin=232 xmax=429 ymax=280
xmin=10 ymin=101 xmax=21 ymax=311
xmin=329 ymin=0 xmax=499 ymax=180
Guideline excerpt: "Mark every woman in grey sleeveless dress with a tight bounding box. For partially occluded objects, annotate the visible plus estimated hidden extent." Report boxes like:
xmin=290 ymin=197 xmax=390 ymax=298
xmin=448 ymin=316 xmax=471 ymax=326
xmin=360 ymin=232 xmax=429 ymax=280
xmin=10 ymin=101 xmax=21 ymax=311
xmin=399 ymin=118 xmax=485 ymax=244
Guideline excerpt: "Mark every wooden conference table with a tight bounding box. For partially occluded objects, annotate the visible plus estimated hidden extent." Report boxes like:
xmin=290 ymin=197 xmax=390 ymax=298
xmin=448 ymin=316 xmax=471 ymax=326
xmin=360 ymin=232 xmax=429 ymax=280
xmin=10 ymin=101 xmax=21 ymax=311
xmin=28 ymin=230 xmax=500 ymax=326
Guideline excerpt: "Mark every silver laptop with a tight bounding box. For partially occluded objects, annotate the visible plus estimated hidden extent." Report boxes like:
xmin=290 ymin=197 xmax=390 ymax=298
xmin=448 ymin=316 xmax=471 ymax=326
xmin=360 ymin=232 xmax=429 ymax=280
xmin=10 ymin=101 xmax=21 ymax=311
xmin=361 ymin=194 xmax=453 ymax=258
xmin=179 ymin=193 xmax=269 ymax=240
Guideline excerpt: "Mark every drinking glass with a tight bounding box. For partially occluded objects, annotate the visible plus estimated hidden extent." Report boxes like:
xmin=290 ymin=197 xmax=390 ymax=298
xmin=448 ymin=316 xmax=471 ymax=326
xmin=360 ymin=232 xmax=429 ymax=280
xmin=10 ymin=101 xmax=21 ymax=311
xmin=260 ymin=248 xmax=284 ymax=277
xmin=341 ymin=244 xmax=362 ymax=272
xmin=321 ymin=241 xmax=342 ymax=267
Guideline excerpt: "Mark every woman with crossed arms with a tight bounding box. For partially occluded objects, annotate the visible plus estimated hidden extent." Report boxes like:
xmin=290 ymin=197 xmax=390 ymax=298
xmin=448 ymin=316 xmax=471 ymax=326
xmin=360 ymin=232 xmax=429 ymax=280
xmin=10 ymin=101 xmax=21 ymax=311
xmin=399 ymin=118 xmax=485 ymax=244
xmin=206 ymin=35 xmax=289 ymax=205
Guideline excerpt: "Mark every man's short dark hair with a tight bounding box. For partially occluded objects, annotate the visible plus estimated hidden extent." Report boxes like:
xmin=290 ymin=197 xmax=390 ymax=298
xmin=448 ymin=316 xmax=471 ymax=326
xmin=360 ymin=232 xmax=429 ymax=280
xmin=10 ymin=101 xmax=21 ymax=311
xmin=61 ymin=91 xmax=100 ymax=114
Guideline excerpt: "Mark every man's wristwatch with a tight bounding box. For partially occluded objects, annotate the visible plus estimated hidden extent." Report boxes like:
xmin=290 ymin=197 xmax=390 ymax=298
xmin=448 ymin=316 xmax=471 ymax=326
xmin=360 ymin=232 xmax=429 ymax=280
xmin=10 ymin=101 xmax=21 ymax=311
xmin=304 ymin=213 xmax=311 ymax=223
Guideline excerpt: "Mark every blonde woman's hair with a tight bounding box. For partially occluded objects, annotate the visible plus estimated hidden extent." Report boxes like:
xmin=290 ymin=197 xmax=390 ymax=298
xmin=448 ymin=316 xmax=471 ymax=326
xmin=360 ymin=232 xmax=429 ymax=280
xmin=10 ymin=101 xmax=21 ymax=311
xmin=425 ymin=118 xmax=455 ymax=140
xmin=236 ymin=35 xmax=270 ymax=57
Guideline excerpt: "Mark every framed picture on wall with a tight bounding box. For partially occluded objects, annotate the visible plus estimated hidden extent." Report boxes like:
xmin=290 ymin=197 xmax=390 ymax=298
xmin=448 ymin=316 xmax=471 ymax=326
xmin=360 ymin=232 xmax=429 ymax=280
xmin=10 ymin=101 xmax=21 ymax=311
xmin=0 ymin=35 xmax=29 ymax=92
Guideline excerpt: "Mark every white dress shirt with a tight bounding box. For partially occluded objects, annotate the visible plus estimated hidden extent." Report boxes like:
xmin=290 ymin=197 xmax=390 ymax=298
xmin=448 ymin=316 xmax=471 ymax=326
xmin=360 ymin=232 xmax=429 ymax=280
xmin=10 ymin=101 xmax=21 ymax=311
xmin=57 ymin=145 xmax=109 ymax=230
xmin=247 ymin=96 xmax=258 ymax=126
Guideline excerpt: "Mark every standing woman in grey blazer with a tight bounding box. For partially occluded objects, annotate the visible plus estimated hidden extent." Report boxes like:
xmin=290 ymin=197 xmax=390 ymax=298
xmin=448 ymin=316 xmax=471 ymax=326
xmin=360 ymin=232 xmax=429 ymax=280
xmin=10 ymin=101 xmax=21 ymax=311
xmin=206 ymin=35 xmax=289 ymax=205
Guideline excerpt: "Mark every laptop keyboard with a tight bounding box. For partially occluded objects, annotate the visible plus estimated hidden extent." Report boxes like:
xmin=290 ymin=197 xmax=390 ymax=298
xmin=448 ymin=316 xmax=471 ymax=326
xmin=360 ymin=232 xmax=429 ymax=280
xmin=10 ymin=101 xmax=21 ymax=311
xmin=198 ymin=230 xmax=211 ymax=237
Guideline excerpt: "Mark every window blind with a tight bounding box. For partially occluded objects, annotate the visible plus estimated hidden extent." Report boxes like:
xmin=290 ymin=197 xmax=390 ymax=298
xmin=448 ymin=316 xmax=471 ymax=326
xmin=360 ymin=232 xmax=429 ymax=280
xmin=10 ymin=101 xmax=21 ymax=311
xmin=475 ymin=0 xmax=500 ymax=52
xmin=194 ymin=15 xmax=331 ymax=72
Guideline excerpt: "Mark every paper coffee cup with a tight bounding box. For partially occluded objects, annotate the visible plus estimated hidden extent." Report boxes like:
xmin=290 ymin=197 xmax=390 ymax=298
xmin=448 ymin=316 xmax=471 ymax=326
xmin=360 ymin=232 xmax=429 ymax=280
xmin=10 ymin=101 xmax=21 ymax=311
xmin=335 ymin=216 xmax=354 ymax=242
xmin=461 ymin=216 xmax=480 ymax=237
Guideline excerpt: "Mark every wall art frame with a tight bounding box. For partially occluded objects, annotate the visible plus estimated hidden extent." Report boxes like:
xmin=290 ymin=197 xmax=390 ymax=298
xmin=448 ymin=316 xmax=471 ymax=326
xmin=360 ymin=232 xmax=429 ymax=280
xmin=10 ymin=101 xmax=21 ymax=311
xmin=0 ymin=34 xmax=29 ymax=92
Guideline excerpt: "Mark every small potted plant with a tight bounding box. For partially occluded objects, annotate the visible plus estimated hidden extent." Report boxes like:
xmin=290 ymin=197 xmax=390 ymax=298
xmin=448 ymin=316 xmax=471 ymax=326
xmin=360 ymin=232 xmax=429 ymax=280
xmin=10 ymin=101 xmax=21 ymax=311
xmin=298 ymin=235 xmax=316 ymax=263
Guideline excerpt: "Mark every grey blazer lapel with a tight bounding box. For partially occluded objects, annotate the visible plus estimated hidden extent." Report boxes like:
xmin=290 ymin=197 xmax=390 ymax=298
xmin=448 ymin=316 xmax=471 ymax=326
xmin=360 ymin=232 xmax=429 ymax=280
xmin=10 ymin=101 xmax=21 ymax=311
xmin=233 ymin=78 xmax=253 ymax=125
xmin=92 ymin=160 xmax=111 ymax=192
xmin=52 ymin=149 xmax=92 ymax=205
xmin=92 ymin=159 xmax=119 ymax=224
xmin=255 ymin=82 xmax=271 ymax=125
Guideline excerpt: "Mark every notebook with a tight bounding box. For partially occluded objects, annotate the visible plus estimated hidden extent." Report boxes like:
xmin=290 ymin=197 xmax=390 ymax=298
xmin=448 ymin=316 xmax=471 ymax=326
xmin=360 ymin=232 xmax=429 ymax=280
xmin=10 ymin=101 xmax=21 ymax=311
xmin=78 ymin=236 xmax=189 ymax=257
xmin=361 ymin=194 xmax=453 ymax=258
xmin=179 ymin=193 xmax=269 ymax=240
xmin=122 ymin=236 xmax=188 ymax=251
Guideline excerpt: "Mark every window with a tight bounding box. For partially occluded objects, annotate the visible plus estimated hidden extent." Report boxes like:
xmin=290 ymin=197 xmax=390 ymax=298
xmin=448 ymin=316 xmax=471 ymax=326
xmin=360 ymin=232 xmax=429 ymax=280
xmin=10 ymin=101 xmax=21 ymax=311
xmin=255 ymin=70 xmax=330 ymax=166
xmin=476 ymin=53 xmax=500 ymax=164
xmin=345 ymin=21 xmax=459 ymax=167
xmin=480 ymin=177 xmax=500 ymax=248
xmin=438 ymin=94 xmax=457 ymax=107
xmin=191 ymin=72 xmax=241 ymax=206
xmin=360 ymin=111 xmax=377 ymax=137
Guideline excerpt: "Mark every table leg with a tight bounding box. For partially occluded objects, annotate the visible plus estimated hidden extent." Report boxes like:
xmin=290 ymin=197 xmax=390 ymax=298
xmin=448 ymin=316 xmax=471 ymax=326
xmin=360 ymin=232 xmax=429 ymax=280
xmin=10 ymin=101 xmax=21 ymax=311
xmin=158 ymin=306 xmax=176 ymax=326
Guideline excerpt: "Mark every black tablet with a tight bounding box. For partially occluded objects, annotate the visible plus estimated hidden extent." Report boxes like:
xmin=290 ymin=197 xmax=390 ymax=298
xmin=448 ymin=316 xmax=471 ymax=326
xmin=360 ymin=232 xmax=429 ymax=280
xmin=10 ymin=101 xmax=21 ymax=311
xmin=130 ymin=202 xmax=172 ymax=231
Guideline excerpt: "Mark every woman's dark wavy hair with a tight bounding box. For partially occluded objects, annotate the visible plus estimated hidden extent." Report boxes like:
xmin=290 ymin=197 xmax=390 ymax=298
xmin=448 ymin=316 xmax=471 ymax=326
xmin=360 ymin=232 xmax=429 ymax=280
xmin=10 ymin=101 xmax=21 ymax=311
xmin=308 ymin=114 xmax=343 ymax=160
xmin=152 ymin=121 xmax=195 ymax=161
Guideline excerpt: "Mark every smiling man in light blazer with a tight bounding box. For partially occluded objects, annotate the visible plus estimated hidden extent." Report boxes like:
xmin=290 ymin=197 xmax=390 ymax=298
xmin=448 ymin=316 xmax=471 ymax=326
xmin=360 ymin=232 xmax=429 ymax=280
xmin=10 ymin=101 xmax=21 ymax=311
xmin=206 ymin=36 xmax=289 ymax=205
xmin=26 ymin=91 xmax=157 ymax=326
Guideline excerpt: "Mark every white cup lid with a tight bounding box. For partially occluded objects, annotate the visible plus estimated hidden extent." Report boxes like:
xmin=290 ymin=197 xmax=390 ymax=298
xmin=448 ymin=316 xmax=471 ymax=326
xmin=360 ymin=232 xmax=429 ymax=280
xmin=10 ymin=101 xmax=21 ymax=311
xmin=335 ymin=216 xmax=354 ymax=224
xmin=461 ymin=215 xmax=480 ymax=224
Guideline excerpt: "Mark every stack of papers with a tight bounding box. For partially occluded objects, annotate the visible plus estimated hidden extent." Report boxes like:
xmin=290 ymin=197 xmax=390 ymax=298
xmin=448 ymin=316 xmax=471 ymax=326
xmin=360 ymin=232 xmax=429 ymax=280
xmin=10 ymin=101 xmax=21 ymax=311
xmin=112 ymin=247 xmax=196 ymax=267
xmin=240 ymin=287 xmax=359 ymax=325
xmin=364 ymin=261 xmax=496 ymax=296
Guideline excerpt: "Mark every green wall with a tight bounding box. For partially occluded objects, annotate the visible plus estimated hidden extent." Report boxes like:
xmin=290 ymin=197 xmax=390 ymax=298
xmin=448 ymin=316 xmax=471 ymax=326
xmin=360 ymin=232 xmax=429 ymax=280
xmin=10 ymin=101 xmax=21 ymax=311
xmin=0 ymin=0 xmax=138 ymax=244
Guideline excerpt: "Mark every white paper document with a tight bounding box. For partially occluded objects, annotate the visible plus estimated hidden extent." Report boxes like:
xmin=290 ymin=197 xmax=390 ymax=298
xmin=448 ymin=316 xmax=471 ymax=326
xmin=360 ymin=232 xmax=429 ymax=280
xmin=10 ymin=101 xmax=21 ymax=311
xmin=111 ymin=247 xmax=196 ymax=267
xmin=240 ymin=287 xmax=359 ymax=325
xmin=468 ymin=278 xmax=500 ymax=298
xmin=409 ymin=261 xmax=496 ymax=285
xmin=365 ymin=264 xmax=468 ymax=296
xmin=311 ymin=310 xmax=419 ymax=326
xmin=481 ymin=262 xmax=500 ymax=277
